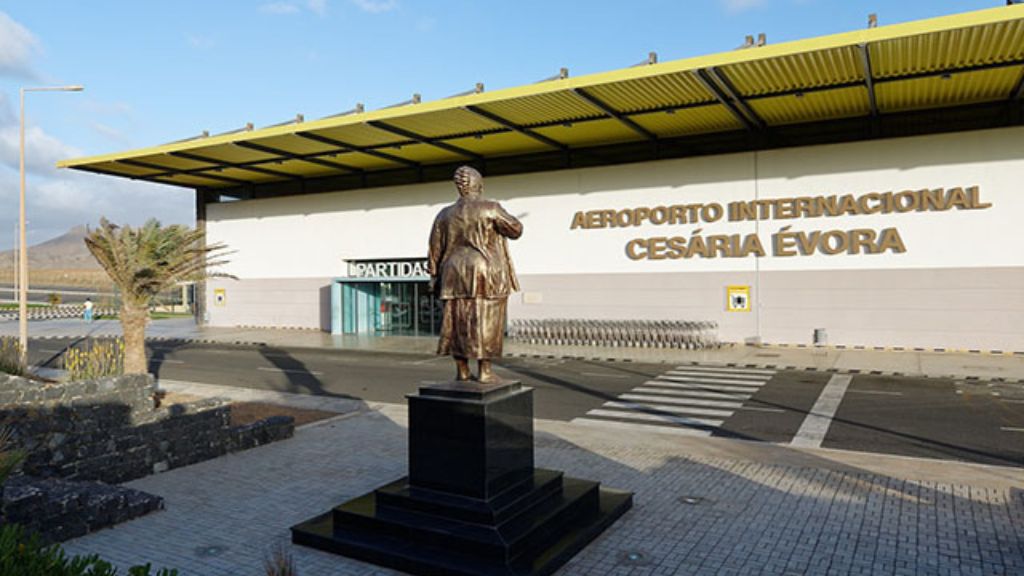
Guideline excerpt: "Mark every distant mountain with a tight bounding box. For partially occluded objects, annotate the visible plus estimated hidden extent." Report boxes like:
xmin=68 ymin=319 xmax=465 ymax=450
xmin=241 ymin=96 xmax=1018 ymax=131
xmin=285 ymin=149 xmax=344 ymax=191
xmin=0 ymin=226 xmax=100 ymax=269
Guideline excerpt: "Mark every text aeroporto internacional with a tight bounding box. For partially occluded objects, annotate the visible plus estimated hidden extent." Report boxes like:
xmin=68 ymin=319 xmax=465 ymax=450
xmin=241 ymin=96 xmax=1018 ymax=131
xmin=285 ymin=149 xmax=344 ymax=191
xmin=568 ymin=186 xmax=991 ymax=260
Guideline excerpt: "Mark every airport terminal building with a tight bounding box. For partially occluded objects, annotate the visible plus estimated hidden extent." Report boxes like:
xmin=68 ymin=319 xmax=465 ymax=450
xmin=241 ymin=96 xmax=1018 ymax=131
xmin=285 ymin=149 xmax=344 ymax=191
xmin=62 ymin=6 xmax=1024 ymax=351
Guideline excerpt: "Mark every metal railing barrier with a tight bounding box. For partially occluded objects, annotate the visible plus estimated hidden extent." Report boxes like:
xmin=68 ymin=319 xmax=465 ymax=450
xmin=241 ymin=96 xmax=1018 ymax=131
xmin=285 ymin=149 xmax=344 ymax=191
xmin=0 ymin=304 xmax=117 ymax=322
xmin=507 ymin=318 xmax=721 ymax=350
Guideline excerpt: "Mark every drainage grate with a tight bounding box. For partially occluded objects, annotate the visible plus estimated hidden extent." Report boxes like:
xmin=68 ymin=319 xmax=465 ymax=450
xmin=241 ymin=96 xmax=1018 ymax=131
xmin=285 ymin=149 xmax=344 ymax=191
xmin=194 ymin=545 xmax=228 ymax=558
xmin=617 ymin=550 xmax=653 ymax=566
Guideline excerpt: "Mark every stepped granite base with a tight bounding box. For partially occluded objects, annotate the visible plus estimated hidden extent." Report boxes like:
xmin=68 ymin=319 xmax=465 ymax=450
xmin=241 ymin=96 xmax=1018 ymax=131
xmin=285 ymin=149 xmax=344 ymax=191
xmin=292 ymin=380 xmax=632 ymax=576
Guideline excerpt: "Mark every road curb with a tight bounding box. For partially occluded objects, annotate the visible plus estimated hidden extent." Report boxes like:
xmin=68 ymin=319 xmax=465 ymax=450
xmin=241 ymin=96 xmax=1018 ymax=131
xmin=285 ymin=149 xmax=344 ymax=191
xmin=146 ymin=336 xmax=270 ymax=348
xmin=759 ymin=341 xmax=1024 ymax=356
xmin=25 ymin=337 xmax=1024 ymax=385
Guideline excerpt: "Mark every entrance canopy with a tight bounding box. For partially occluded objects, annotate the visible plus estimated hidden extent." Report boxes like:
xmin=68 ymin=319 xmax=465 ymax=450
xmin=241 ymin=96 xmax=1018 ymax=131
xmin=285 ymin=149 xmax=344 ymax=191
xmin=60 ymin=6 xmax=1024 ymax=195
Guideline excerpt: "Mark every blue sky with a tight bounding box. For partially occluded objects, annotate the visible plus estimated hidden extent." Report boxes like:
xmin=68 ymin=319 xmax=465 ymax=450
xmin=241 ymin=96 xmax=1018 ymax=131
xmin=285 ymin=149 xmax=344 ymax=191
xmin=0 ymin=0 xmax=1003 ymax=250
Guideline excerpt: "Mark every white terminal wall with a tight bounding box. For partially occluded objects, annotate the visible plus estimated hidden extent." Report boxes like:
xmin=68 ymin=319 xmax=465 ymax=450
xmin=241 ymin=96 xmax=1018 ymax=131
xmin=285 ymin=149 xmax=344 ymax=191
xmin=206 ymin=126 xmax=1024 ymax=350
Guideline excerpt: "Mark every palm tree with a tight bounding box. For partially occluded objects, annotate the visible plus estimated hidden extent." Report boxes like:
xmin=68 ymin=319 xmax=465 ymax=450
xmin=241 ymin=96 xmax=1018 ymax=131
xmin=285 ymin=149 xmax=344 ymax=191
xmin=85 ymin=218 xmax=230 ymax=374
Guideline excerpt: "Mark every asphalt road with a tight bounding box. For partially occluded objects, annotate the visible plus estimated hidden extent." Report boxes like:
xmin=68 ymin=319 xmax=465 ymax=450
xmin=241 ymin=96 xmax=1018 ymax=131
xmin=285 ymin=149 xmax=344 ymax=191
xmin=25 ymin=338 xmax=1024 ymax=468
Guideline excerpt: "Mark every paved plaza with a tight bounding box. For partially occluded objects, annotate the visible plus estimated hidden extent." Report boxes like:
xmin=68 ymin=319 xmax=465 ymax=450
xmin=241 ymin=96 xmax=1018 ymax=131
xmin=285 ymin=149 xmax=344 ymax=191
xmin=61 ymin=384 xmax=1024 ymax=576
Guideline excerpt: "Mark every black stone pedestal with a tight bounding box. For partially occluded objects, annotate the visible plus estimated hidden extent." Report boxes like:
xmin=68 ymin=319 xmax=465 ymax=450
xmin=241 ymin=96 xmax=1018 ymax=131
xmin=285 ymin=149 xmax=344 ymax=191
xmin=292 ymin=380 xmax=633 ymax=576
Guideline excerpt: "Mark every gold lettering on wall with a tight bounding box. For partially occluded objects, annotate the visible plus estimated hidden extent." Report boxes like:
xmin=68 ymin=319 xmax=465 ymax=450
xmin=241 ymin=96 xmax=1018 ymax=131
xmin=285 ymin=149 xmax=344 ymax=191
xmin=571 ymin=186 xmax=988 ymax=260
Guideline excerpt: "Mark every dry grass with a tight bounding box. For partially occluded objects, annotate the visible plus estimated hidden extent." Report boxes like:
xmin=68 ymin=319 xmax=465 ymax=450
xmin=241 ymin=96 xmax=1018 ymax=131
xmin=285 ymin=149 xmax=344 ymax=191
xmin=159 ymin=391 xmax=336 ymax=427
xmin=0 ymin=268 xmax=114 ymax=290
xmin=62 ymin=338 xmax=125 ymax=381
xmin=264 ymin=544 xmax=298 ymax=576
xmin=0 ymin=427 xmax=25 ymax=484
xmin=0 ymin=337 xmax=23 ymax=376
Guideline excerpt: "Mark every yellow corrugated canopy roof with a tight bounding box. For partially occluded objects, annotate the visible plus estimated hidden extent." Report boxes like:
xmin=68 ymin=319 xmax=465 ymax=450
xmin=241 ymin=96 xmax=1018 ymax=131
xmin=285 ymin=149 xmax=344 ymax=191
xmin=60 ymin=5 xmax=1024 ymax=189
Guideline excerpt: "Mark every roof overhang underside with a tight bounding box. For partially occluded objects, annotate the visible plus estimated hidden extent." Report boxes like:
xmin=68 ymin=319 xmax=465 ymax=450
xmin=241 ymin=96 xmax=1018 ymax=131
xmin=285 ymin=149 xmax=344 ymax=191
xmin=60 ymin=5 xmax=1024 ymax=196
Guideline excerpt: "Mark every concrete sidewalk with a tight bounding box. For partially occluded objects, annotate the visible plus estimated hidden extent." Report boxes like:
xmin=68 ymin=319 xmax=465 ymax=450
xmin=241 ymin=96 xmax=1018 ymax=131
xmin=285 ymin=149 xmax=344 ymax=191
xmin=62 ymin=381 xmax=1024 ymax=576
xmin=4 ymin=317 xmax=1024 ymax=381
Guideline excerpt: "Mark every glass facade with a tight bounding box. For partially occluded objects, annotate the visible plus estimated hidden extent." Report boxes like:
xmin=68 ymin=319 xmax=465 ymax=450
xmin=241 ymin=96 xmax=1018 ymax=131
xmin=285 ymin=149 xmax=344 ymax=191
xmin=340 ymin=280 xmax=442 ymax=336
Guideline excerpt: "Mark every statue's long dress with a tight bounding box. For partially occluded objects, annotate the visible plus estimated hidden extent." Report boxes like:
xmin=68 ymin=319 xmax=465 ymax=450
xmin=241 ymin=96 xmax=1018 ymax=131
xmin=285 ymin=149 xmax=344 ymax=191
xmin=429 ymin=198 xmax=522 ymax=360
xmin=437 ymin=296 xmax=507 ymax=359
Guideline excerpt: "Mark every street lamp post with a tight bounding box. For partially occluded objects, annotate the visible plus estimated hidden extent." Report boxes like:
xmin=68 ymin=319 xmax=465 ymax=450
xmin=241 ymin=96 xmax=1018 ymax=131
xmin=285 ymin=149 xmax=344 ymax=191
xmin=19 ymin=85 xmax=83 ymax=368
xmin=13 ymin=224 xmax=18 ymax=309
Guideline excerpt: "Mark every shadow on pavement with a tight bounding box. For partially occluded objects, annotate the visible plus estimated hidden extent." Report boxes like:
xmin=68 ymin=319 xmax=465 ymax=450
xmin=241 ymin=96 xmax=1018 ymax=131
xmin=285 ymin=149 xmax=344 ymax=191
xmin=503 ymin=357 xmax=1024 ymax=468
xmin=257 ymin=345 xmax=357 ymax=400
xmin=56 ymin=384 xmax=1024 ymax=576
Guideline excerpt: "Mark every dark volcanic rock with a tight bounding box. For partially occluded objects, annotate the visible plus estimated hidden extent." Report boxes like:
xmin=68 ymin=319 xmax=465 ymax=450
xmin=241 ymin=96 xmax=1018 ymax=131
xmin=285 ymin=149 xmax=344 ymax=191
xmin=1 ymin=475 xmax=164 ymax=543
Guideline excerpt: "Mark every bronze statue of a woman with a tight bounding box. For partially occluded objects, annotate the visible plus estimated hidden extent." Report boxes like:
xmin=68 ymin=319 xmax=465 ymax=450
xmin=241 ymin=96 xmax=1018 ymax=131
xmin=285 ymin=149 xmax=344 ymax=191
xmin=428 ymin=166 xmax=522 ymax=383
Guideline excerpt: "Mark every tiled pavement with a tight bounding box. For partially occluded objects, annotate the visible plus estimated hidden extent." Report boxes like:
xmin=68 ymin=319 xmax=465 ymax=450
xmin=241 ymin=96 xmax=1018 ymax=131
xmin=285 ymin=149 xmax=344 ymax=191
xmin=62 ymin=402 xmax=1024 ymax=576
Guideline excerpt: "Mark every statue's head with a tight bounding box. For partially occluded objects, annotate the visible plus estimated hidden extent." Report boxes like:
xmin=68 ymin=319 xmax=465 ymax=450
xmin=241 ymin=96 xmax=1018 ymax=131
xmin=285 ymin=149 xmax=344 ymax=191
xmin=454 ymin=166 xmax=483 ymax=198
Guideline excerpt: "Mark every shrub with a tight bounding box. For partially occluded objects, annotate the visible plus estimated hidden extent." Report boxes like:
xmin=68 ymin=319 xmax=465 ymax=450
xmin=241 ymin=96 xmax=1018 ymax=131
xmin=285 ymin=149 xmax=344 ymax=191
xmin=62 ymin=339 xmax=125 ymax=381
xmin=0 ymin=427 xmax=24 ymax=485
xmin=47 ymin=292 xmax=62 ymax=306
xmin=85 ymin=218 xmax=230 ymax=374
xmin=0 ymin=337 xmax=22 ymax=376
xmin=264 ymin=544 xmax=297 ymax=576
xmin=0 ymin=524 xmax=178 ymax=575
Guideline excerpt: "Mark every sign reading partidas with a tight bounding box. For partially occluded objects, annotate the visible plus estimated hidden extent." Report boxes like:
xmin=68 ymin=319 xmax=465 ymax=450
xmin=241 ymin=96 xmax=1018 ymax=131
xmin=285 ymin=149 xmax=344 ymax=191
xmin=348 ymin=259 xmax=429 ymax=278
xmin=568 ymin=186 xmax=990 ymax=260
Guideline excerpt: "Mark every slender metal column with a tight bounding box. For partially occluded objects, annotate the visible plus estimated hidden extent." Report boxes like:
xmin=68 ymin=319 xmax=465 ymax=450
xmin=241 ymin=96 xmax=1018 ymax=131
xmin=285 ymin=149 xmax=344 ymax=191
xmin=18 ymin=89 xmax=26 ymax=367
xmin=18 ymin=85 xmax=83 ymax=367
xmin=194 ymin=190 xmax=209 ymax=326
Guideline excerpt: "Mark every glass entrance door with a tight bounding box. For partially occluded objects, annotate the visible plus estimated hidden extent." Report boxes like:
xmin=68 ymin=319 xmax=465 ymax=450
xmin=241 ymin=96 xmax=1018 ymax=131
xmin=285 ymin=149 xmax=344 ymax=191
xmin=341 ymin=280 xmax=441 ymax=337
xmin=379 ymin=282 xmax=414 ymax=333
xmin=343 ymin=282 xmax=380 ymax=334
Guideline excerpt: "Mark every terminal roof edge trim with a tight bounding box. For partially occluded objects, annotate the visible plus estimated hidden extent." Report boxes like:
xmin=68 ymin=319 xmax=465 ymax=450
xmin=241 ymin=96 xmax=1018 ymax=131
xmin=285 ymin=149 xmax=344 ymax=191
xmin=58 ymin=4 xmax=1024 ymax=190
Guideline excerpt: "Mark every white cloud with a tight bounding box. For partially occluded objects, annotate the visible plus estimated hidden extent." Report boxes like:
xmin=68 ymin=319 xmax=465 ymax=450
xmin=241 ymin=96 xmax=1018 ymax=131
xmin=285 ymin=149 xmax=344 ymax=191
xmin=259 ymin=1 xmax=327 ymax=16
xmin=34 ymin=177 xmax=95 ymax=213
xmin=307 ymin=0 xmax=328 ymax=16
xmin=0 ymin=125 xmax=82 ymax=174
xmin=0 ymin=166 xmax=194 ymax=251
xmin=721 ymin=0 xmax=766 ymax=13
xmin=351 ymin=0 xmax=397 ymax=14
xmin=0 ymin=11 xmax=39 ymax=78
xmin=0 ymin=91 xmax=192 ymax=251
xmin=0 ymin=91 xmax=81 ymax=173
xmin=0 ymin=93 xmax=13 ymax=126
xmin=260 ymin=2 xmax=301 ymax=14
xmin=0 ymin=21 xmax=192 ymax=251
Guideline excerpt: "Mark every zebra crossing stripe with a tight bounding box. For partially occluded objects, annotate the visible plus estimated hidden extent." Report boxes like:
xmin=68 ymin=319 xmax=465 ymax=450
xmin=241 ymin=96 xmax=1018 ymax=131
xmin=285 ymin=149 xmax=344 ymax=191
xmin=667 ymin=373 xmax=770 ymax=385
xmin=620 ymin=394 xmax=744 ymax=409
xmin=674 ymin=365 xmax=776 ymax=376
xmin=668 ymin=368 xmax=773 ymax=377
xmin=791 ymin=374 xmax=852 ymax=448
xmin=603 ymin=401 xmax=733 ymax=418
xmin=571 ymin=418 xmax=712 ymax=437
xmin=667 ymin=370 xmax=772 ymax=382
xmin=573 ymin=365 xmax=778 ymax=436
xmin=646 ymin=380 xmax=762 ymax=394
xmin=662 ymin=373 xmax=770 ymax=386
xmin=633 ymin=387 xmax=753 ymax=400
xmin=584 ymin=409 xmax=724 ymax=428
